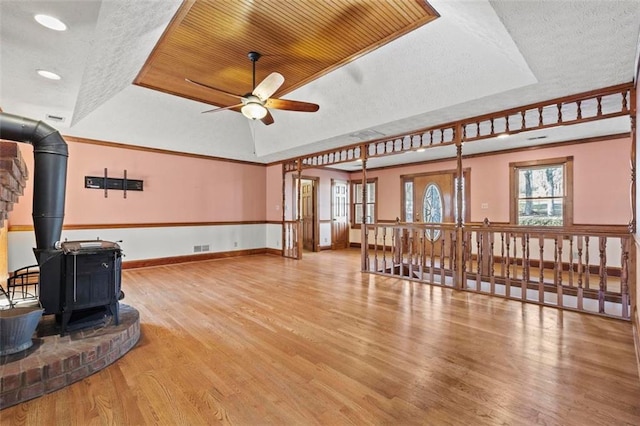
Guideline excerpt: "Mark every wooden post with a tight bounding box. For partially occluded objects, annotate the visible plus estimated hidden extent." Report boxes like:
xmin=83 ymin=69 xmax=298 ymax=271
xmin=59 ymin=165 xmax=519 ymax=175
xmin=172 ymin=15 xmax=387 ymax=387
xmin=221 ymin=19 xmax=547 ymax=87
xmin=281 ymin=163 xmax=286 ymax=256
xmin=455 ymin=123 xmax=464 ymax=289
xmin=630 ymin=86 xmax=637 ymax=234
xmin=360 ymin=147 xmax=368 ymax=271
xmin=296 ymin=160 xmax=303 ymax=259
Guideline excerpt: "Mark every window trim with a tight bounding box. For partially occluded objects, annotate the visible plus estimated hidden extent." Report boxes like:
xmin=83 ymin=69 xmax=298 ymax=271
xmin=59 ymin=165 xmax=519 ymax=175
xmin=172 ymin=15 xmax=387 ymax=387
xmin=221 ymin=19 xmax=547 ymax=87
xmin=509 ymin=156 xmax=573 ymax=226
xmin=350 ymin=178 xmax=378 ymax=228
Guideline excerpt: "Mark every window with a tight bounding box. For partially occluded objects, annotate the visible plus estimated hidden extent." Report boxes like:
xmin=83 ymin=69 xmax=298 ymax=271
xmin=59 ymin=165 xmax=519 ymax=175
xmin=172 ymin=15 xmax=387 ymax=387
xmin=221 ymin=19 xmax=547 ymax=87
xmin=510 ymin=157 xmax=573 ymax=226
xmin=404 ymin=181 xmax=414 ymax=222
xmin=423 ymin=183 xmax=443 ymax=239
xmin=351 ymin=179 xmax=377 ymax=226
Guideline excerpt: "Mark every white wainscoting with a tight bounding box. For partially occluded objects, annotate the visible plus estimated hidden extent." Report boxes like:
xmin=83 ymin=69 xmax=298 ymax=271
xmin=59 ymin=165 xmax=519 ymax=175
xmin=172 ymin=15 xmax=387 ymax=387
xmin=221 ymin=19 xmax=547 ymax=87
xmin=8 ymin=223 xmax=268 ymax=271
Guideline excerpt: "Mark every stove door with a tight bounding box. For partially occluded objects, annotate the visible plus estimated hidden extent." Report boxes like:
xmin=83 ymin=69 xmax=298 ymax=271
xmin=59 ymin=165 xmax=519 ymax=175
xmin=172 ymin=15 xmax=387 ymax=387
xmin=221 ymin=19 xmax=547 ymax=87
xmin=65 ymin=252 xmax=117 ymax=310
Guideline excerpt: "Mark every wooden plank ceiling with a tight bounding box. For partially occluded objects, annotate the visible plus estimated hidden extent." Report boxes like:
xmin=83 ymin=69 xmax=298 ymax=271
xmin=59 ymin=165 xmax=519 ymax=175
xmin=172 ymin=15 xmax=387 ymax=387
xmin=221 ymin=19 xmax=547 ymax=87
xmin=135 ymin=0 xmax=439 ymax=109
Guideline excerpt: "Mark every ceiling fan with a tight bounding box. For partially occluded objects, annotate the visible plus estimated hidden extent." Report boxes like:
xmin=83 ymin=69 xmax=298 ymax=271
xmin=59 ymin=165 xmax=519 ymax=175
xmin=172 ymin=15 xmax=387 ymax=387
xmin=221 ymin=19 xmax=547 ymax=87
xmin=186 ymin=51 xmax=319 ymax=126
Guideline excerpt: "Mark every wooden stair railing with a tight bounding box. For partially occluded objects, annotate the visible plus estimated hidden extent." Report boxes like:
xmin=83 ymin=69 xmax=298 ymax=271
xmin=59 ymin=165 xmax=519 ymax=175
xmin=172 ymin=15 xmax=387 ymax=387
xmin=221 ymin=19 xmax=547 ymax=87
xmin=363 ymin=222 xmax=633 ymax=320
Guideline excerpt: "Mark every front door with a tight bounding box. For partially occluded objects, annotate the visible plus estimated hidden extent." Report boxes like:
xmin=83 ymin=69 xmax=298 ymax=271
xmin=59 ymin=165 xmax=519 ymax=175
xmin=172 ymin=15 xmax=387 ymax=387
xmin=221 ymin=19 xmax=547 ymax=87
xmin=331 ymin=179 xmax=349 ymax=249
xmin=409 ymin=171 xmax=459 ymax=258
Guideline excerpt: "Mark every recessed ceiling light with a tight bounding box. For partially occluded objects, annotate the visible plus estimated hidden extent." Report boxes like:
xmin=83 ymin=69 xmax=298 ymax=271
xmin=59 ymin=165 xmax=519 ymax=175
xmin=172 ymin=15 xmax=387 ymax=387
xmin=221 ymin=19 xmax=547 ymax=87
xmin=497 ymin=133 xmax=510 ymax=139
xmin=34 ymin=14 xmax=67 ymax=31
xmin=37 ymin=69 xmax=61 ymax=80
xmin=416 ymin=148 xmax=426 ymax=152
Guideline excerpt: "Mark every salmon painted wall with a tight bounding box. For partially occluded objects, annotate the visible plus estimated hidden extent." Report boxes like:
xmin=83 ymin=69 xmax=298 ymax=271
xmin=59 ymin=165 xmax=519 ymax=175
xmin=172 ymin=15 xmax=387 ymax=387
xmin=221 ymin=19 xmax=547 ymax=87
xmin=355 ymin=136 xmax=631 ymax=225
xmin=8 ymin=140 xmax=267 ymax=227
xmin=265 ymin=164 xmax=283 ymax=222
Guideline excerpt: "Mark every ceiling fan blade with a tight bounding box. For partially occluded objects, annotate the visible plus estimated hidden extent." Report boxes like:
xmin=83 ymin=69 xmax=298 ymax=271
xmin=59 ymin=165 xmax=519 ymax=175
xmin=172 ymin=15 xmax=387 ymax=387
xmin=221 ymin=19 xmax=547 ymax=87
xmin=185 ymin=78 xmax=244 ymax=100
xmin=253 ymin=72 xmax=284 ymax=102
xmin=265 ymin=98 xmax=319 ymax=112
xmin=261 ymin=110 xmax=275 ymax=125
xmin=201 ymin=103 xmax=244 ymax=114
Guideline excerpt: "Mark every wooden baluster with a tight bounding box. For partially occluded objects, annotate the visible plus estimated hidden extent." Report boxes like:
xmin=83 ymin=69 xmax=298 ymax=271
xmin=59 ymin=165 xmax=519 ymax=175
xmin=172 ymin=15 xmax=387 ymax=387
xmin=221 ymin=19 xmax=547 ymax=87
xmin=596 ymin=96 xmax=603 ymax=116
xmin=520 ymin=111 xmax=526 ymax=130
xmin=557 ymin=236 xmax=563 ymax=307
xmin=512 ymin=233 xmax=518 ymax=285
xmin=429 ymin=231 xmax=435 ymax=284
xmin=526 ymin=233 xmax=530 ymax=296
xmin=293 ymin=222 xmax=297 ymax=258
xmin=392 ymin=228 xmax=398 ymax=276
xmin=414 ymin=228 xmax=420 ymax=277
xmin=382 ymin=226 xmax=387 ymax=273
xmin=568 ymin=237 xmax=574 ymax=288
xmin=399 ymin=229 xmax=405 ymax=277
xmin=490 ymin=118 xmax=495 ymax=136
xmin=577 ymin=235 xmax=584 ymax=311
xmin=416 ymin=229 xmax=421 ymax=277
xmin=538 ymin=106 xmax=544 ymax=126
xmin=489 ymin=231 xmax=495 ymax=294
xmin=576 ymin=100 xmax=582 ymax=119
xmin=551 ymin=235 xmax=557 ymax=281
xmin=505 ymin=115 xmax=510 ymax=133
xmin=463 ymin=231 xmax=471 ymax=289
xmin=598 ymin=237 xmax=606 ymax=314
xmin=477 ymin=231 xmax=482 ymax=291
xmin=539 ymin=235 xmax=545 ymax=303
xmin=621 ymin=237 xmax=630 ymax=319
xmin=500 ymin=232 xmax=505 ymax=277
xmin=449 ymin=230 xmax=455 ymax=271
xmin=505 ymin=233 xmax=511 ymax=297
xmin=451 ymin=231 xmax=456 ymax=281
xmin=374 ymin=226 xmax=379 ymax=272
xmin=622 ymin=90 xmax=628 ymax=112
xmin=419 ymin=230 xmax=425 ymax=281
xmin=585 ymin=236 xmax=591 ymax=289
xmin=408 ymin=229 xmax=414 ymax=278
xmin=440 ymin=231 xmax=446 ymax=285
xmin=521 ymin=233 xmax=527 ymax=301
xmin=556 ymin=103 xmax=562 ymax=124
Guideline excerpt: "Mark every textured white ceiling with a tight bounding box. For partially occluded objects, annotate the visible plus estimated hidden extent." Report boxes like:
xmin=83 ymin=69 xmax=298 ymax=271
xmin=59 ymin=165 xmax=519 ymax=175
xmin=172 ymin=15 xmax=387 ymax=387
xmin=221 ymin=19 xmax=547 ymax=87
xmin=1 ymin=0 xmax=639 ymax=165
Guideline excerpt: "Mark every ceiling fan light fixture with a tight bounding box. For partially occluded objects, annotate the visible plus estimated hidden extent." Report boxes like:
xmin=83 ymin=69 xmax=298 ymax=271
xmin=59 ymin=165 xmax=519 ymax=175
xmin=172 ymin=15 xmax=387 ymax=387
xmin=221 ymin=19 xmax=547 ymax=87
xmin=241 ymin=102 xmax=267 ymax=120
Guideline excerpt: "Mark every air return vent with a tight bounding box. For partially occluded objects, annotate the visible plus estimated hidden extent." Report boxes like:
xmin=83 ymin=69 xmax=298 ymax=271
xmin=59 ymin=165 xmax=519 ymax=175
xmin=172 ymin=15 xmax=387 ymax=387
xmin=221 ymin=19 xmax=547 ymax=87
xmin=349 ymin=129 xmax=385 ymax=141
xmin=527 ymin=135 xmax=547 ymax=141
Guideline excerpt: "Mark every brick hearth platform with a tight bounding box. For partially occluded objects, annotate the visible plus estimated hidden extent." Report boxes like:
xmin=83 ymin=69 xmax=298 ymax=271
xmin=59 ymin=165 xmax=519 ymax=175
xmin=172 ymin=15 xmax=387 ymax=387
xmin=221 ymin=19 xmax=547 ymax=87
xmin=0 ymin=304 xmax=140 ymax=409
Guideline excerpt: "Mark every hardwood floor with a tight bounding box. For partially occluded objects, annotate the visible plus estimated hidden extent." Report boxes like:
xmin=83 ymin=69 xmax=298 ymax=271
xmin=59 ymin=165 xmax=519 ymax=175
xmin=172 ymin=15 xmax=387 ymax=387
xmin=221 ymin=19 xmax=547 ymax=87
xmin=2 ymin=249 xmax=639 ymax=425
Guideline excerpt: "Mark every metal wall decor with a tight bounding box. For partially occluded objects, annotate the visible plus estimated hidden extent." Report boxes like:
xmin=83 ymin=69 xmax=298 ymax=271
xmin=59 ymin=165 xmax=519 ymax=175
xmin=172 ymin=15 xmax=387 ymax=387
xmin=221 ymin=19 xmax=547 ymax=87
xmin=84 ymin=168 xmax=143 ymax=198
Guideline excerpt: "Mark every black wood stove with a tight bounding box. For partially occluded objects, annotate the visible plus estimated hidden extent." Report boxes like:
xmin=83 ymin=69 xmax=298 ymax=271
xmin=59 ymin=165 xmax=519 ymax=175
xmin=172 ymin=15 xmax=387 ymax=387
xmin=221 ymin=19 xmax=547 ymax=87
xmin=39 ymin=240 xmax=123 ymax=335
xmin=0 ymin=113 xmax=125 ymax=335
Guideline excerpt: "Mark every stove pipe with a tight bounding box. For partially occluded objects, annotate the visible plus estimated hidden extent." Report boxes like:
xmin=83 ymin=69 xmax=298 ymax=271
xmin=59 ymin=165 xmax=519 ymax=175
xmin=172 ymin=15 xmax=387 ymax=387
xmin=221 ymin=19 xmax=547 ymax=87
xmin=0 ymin=112 xmax=68 ymax=262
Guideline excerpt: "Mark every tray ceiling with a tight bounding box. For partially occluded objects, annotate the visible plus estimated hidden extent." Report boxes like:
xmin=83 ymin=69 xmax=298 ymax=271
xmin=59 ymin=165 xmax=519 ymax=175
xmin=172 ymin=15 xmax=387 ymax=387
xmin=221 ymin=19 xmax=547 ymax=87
xmin=135 ymin=0 xmax=439 ymax=109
